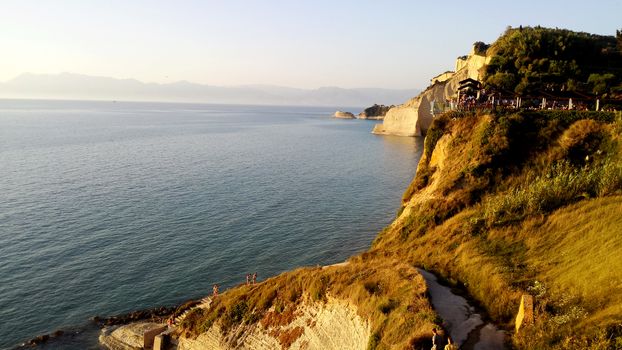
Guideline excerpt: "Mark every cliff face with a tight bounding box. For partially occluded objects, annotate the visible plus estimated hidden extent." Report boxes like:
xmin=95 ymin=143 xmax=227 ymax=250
xmin=174 ymin=259 xmax=437 ymax=349
xmin=372 ymin=46 xmax=489 ymax=137
xmin=177 ymin=298 xmax=369 ymax=350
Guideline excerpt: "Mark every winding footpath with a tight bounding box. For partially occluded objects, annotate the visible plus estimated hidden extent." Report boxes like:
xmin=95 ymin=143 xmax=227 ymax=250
xmin=417 ymin=269 xmax=506 ymax=350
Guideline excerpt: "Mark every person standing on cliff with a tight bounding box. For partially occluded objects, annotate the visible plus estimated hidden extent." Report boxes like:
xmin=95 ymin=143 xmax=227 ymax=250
xmin=246 ymin=273 xmax=250 ymax=286
xmin=444 ymin=336 xmax=457 ymax=350
xmin=431 ymin=328 xmax=443 ymax=350
xmin=252 ymin=272 xmax=257 ymax=285
xmin=212 ymin=284 xmax=219 ymax=297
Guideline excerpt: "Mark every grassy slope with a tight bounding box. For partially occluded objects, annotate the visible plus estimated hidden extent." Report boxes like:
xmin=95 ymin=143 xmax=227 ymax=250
xmin=178 ymin=257 xmax=437 ymax=349
xmin=178 ymin=111 xmax=622 ymax=350
xmin=373 ymin=110 xmax=622 ymax=349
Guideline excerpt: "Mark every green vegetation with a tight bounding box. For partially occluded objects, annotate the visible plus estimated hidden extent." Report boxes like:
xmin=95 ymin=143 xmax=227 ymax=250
xmin=375 ymin=109 xmax=622 ymax=349
xmin=483 ymin=26 xmax=622 ymax=97
xmin=176 ymin=27 xmax=622 ymax=349
xmin=178 ymin=109 xmax=621 ymax=349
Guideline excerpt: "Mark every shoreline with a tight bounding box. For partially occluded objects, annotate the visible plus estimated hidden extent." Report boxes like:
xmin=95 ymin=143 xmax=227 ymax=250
xmin=2 ymin=103 xmax=421 ymax=349
xmin=18 ymin=260 xmax=354 ymax=349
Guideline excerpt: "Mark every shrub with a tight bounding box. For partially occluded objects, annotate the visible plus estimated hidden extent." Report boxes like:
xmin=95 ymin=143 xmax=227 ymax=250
xmin=363 ymin=281 xmax=382 ymax=295
xmin=483 ymin=158 xmax=622 ymax=226
xmin=367 ymin=330 xmax=382 ymax=350
xmin=520 ymin=110 xmax=616 ymax=125
xmin=221 ymin=299 xmax=249 ymax=331
xmin=310 ymin=276 xmax=329 ymax=301
xmin=424 ymin=114 xmax=450 ymax=160
xmin=559 ymin=119 xmax=604 ymax=163
xmin=258 ymin=288 xmax=277 ymax=311
xmin=378 ymin=299 xmax=399 ymax=315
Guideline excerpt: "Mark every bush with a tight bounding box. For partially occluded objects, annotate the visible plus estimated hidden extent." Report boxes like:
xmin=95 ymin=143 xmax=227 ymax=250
xmin=363 ymin=281 xmax=382 ymax=295
xmin=221 ymin=300 xmax=249 ymax=331
xmin=483 ymin=159 xmax=622 ymax=226
xmin=378 ymin=299 xmax=399 ymax=314
xmin=310 ymin=276 xmax=329 ymax=301
xmin=559 ymin=119 xmax=604 ymax=163
xmin=424 ymin=115 xmax=450 ymax=160
xmin=520 ymin=110 xmax=616 ymax=125
xmin=367 ymin=330 xmax=382 ymax=350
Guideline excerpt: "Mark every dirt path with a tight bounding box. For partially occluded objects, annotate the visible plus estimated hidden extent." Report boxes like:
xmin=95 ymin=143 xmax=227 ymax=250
xmin=417 ymin=269 xmax=506 ymax=350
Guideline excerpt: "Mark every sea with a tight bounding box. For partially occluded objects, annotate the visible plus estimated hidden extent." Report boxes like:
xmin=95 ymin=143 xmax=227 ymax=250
xmin=0 ymin=99 xmax=423 ymax=349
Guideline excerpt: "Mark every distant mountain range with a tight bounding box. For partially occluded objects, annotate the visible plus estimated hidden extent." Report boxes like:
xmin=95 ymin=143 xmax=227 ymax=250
xmin=0 ymin=73 xmax=419 ymax=107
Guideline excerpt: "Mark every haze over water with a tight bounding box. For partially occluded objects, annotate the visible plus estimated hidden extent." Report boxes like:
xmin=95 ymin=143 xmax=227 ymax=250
xmin=0 ymin=100 xmax=423 ymax=349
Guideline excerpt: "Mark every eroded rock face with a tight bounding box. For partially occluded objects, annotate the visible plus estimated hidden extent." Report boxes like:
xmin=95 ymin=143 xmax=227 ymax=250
xmin=177 ymin=298 xmax=370 ymax=350
xmin=333 ymin=111 xmax=355 ymax=119
xmin=373 ymin=45 xmax=490 ymax=137
xmin=358 ymin=104 xmax=393 ymax=120
xmin=99 ymin=322 xmax=166 ymax=350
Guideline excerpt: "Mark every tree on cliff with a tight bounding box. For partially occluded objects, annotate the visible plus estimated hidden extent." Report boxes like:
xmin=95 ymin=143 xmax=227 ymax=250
xmin=483 ymin=26 xmax=622 ymax=96
xmin=588 ymin=73 xmax=616 ymax=96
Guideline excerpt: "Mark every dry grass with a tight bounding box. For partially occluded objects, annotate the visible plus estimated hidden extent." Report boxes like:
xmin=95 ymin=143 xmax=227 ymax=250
xmin=509 ymin=196 xmax=622 ymax=349
xmin=180 ymin=110 xmax=622 ymax=349
xmin=375 ymin=111 xmax=622 ymax=348
xmin=179 ymin=257 xmax=437 ymax=349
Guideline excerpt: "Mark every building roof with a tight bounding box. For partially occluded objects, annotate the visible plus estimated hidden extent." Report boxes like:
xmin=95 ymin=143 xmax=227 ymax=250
xmin=458 ymin=78 xmax=482 ymax=91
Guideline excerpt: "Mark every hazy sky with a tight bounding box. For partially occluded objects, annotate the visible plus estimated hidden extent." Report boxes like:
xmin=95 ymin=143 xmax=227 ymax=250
xmin=1 ymin=0 xmax=620 ymax=89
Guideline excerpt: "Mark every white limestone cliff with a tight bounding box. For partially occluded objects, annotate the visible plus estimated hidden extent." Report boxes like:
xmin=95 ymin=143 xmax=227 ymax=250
xmin=372 ymin=45 xmax=490 ymax=137
xmin=177 ymin=298 xmax=369 ymax=350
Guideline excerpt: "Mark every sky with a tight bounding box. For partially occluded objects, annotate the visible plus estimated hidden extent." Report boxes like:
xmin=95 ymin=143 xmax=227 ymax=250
xmin=1 ymin=0 xmax=620 ymax=89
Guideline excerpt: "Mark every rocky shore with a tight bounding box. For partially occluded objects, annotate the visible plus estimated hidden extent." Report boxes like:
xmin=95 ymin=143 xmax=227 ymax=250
xmin=18 ymin=302 xmax=197 ymax=349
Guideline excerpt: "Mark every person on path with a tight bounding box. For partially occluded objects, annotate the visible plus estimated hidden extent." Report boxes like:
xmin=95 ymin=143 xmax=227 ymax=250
xmin=444 ymin=336 xmax=457 ymax=350
xmin=246 ymin=274 xmax=250 ymax=286
xmin=431 ymin=328 xmax=443 ymax=350
xmin=213 ymin=284 xmax=219 ymax=297
xmin=252 ymin=272 xmax=257 ymax=285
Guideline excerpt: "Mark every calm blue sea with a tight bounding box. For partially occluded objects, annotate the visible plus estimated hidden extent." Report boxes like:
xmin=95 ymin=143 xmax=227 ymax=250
xmin=0 ymin=100 xmax=422 ymax=349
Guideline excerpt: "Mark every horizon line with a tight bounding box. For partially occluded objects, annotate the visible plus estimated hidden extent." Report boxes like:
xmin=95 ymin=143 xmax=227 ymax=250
xmin=3 ymin=72 xmax=422 ymax=91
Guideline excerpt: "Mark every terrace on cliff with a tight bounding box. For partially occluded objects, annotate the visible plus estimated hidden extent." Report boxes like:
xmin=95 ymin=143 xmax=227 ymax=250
xmin=373 ymin=26 xmax=622 ymax=137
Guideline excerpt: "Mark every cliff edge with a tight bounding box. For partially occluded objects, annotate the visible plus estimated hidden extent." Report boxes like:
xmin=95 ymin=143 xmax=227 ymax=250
xmin=177 ymin=298 xmax=369 ymax=350
xmin=174 ymin=259 xmax=437 ymax=349
xmin=99 ymin=27 xmax=622 ymax=350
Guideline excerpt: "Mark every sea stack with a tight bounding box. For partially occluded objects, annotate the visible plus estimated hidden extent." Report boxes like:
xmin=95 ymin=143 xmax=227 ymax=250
xmin=358 ymin=104 xmax=393 ymax=120
xmin=333 ymin=111 xmax=355 ymax=119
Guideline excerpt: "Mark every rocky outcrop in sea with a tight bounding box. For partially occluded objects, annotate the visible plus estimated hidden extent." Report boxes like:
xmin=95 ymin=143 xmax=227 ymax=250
xmin=333 ymin=110 xmax=355 ymax=119
xmin=357 ymin=104 xmax=393 ymax=120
